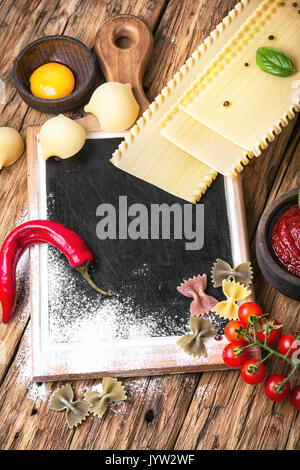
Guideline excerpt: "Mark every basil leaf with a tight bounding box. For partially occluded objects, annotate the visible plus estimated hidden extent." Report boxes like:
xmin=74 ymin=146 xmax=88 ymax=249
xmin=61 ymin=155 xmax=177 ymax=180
xmin=256 ymin=47 xmax=296 ymax=77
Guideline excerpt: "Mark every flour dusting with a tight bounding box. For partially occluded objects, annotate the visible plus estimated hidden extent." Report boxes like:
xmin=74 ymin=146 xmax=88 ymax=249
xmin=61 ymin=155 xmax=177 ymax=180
xmin=47 ymin=248 xmax=189 ymax=345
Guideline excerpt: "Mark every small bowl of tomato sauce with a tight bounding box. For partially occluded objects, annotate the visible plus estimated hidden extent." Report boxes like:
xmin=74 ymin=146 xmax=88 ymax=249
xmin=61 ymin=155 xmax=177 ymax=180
xmin=256 ymin=189 xmax=300 ymax=300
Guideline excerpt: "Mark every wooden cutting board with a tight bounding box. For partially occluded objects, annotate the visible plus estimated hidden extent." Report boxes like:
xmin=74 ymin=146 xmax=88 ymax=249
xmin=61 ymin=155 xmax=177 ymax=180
xmin=26 ymin=14 xmax=259 ymax=381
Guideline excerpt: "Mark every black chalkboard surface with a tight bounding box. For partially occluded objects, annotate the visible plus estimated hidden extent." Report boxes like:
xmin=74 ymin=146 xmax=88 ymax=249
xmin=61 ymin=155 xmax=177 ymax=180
xmin=45 ymin=138 xmax=232 ymax=343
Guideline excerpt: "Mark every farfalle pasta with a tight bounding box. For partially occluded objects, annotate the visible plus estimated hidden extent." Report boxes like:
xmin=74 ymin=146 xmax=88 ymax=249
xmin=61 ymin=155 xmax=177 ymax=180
xmin=212 ymin=279 xmax=251 ymax=320
xmin=84 ymin=82 xmax=139 ymax=132
xmin=211 ymin=258 xmax=253 ymax=288
xmin=177 ymin=316 xmax=216 ymax=358
xmin=48 ymin=384 xmax=90 ymax=429
xmin=84 ymin=377 xmax=127 ymax=418
xmin=177 ymin=274 xmax=218 ymax=316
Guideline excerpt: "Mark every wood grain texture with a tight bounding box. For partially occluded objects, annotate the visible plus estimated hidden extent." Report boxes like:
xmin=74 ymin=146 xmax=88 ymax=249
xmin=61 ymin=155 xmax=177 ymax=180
xmin=256 ymin=189 xmax=300 ymax=300
xmin=0 ymin=0 xmax=299 ymax=450
xmin=14 ymin=35 xmax=96 ymax=113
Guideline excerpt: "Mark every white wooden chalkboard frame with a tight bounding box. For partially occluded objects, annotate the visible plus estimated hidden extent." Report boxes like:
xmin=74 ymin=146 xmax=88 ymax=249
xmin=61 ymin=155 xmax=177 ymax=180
xmin=27 ymin=124 xmax=260 ymax=382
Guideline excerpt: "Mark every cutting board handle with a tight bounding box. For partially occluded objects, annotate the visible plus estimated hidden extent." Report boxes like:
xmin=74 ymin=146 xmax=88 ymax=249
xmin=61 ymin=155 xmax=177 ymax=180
xmin=94 ymin=14 xmax=153 ymax=114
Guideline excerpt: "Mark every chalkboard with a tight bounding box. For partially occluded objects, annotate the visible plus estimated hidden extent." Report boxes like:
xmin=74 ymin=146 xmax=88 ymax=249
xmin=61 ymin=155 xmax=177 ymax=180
xmin=27 ymin=128 xmax=256 ymax=381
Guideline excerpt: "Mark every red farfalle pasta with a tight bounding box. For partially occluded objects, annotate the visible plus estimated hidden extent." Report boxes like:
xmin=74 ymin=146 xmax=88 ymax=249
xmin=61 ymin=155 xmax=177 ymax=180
xmin=177 ymin=274 xmax=218 ymax=317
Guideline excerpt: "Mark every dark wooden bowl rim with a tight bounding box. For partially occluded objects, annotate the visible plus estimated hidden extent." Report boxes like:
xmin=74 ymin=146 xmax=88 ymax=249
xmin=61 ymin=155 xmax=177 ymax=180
xmin=13 ymin=35 xmax=95 ymax=104
xmin=257 ymin=188 xmax=300 ymax=287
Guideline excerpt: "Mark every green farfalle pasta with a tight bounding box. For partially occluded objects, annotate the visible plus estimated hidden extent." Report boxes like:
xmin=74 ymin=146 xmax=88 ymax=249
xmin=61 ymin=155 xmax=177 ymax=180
xmin=177 ymin=316 xmax=216 ymax=358
xmin=48 ymin=384 xmax=90 ymax=429
xmin=84 ymin=377 xmax=127 ymax=418
xmin=211 ymin=258 xmax=253 ymax=288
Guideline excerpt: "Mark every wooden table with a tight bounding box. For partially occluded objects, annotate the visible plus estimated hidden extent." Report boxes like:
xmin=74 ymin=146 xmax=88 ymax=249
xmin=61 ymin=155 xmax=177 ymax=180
xmin=0 ymin=0 xmax=299 ymax=450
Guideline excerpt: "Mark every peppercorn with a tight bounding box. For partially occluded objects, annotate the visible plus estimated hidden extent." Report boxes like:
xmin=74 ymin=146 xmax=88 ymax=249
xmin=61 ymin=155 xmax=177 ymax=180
xmin=214 ymin=334 xmax=223 ymax=341
xmin=223 ymin=100 xmax=230 ymax=107
xmin=244 ymin=62 xmax=249 ymax=67
xmin=268 ymin=35 xmax=274 ymax=40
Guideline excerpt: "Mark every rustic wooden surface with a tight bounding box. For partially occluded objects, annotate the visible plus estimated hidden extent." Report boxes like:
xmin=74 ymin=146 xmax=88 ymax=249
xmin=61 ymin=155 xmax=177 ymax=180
xmin=0 ymin=0 xmax=299 ymax=450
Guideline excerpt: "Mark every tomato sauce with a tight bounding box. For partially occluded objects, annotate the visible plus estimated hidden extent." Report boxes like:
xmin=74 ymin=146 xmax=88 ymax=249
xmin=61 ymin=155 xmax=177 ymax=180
xmin=271 ymin=204 xmax=300 ymax=277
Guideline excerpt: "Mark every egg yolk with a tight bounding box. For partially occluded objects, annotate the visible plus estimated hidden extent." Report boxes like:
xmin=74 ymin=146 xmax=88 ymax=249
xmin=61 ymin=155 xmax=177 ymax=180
xmin=29 ymin=62 xmax=75 ymax=99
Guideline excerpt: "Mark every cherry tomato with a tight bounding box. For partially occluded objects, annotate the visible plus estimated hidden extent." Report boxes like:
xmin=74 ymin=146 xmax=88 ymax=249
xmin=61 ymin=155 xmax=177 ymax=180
xmin=238 ymin=302 xmax=263 ymax=326
xmin=256 ymin=318 xmax=282 ymax=345
xmin=264 ymin=374 xmax=290 ymax=402
xmin=290 ymin=385 xmax=300 ymax=411
xmin=224 ymin=320 xmax=247 ymax=344
xmin=240 ymin=359 xmax=266 ymax=385
xmin=222 ymin=341 xmax=248 ymax=368
xmin=278 ymin=333 xmax=300 ymax=359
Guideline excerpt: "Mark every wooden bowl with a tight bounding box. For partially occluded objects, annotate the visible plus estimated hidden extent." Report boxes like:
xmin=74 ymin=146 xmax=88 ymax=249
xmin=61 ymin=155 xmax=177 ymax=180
xmin=13 ymin=35 xmax=96 ymax=113
xmin=256 ymin=189 xmax=300 ymax=300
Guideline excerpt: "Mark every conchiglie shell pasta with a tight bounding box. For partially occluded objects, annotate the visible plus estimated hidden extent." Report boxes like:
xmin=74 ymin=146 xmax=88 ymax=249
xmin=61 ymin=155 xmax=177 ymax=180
xmin=0 ymin=127 xmax=24 ymax=169
xmin=39 ymin=114 xmax=86 ymax=160
xmin=84 ymin=82 xmax=139 ymax=132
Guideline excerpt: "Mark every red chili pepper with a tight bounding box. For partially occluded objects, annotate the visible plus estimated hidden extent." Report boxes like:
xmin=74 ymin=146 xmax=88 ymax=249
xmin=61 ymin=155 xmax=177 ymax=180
xmin=0 ymin=220 xmax=112 ymax=323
